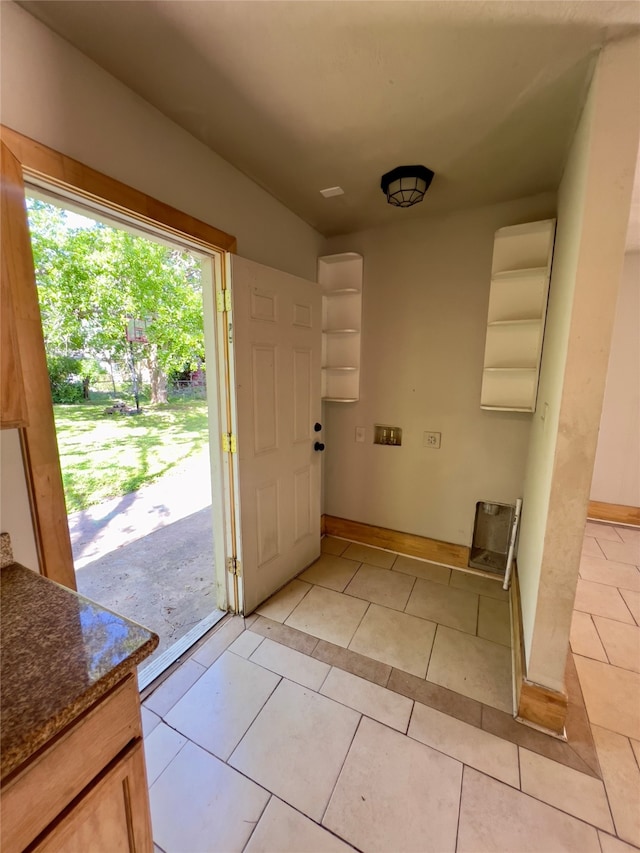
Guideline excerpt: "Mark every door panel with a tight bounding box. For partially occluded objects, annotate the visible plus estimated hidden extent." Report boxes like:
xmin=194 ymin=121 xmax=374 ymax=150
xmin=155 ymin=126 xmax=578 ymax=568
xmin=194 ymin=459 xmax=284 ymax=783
xmin=231 ymin=256 xmax=321 ymax=614
xmin=252 ymin=344 xmax=278 ymax=452
xmin=293 ymin=349 xmax=312 ymax=442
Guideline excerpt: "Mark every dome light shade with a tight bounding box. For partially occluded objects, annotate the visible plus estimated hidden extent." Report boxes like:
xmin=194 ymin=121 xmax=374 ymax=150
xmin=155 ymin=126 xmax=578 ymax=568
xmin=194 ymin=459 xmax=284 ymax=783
xmin=380 ymin=165 xmax=434 ymax=207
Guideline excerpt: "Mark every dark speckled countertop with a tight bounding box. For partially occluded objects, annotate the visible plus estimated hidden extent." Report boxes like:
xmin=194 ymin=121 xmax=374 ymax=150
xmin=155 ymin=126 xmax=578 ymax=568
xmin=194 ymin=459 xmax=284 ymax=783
xmin=1 ymin=563 xmax=158 ymax=781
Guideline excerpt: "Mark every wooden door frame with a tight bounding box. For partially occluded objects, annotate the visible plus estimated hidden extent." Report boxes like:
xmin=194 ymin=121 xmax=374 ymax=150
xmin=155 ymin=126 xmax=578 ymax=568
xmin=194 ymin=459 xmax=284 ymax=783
xmin=1 ymin=125 xmax=237 ymax=590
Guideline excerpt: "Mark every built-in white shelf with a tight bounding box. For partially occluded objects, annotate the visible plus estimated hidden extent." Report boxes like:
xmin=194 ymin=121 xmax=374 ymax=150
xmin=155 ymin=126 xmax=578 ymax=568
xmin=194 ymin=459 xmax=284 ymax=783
xmin=491 ymin=266 xmax=548 ymax=280
xmin=483 ymin=367 xmax=537 ymax=373
xmin=487 ymin=319 xmax=541 ymax=327
xmin=319 ymin=253 xmax=363 ymax=403
xmin=481 ymin=219 xmax=556 ymax=412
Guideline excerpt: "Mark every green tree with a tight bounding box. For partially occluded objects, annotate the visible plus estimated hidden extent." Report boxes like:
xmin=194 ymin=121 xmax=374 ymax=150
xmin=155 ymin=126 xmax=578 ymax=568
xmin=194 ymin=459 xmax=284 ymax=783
xmin=27 ymin=199 xmax=204 ymax=404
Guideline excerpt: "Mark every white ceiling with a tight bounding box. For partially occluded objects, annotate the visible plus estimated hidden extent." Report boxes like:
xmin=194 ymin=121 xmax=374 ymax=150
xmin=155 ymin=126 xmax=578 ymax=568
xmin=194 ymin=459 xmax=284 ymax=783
xmin=17 ymin=0 xmax=640 ymax=237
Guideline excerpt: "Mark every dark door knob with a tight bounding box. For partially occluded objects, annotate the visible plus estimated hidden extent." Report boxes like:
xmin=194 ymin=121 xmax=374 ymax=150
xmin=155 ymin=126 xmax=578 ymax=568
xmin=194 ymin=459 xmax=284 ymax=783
xmin=314 ymin=441 xmax=325 ymax=452
xmin=314 ymin=422 xmax=322 ymax=432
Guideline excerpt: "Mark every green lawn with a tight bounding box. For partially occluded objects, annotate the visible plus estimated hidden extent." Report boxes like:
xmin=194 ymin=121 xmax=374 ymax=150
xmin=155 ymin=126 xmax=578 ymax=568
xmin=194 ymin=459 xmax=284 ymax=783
xmin=54 ymin=400 xmax=209 ymax=512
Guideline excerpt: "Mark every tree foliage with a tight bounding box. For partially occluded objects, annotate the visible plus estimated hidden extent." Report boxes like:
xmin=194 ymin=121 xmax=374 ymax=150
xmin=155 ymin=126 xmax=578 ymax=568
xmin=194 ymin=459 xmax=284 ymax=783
xmin=27 ymin=199 xmax=204 ymax=403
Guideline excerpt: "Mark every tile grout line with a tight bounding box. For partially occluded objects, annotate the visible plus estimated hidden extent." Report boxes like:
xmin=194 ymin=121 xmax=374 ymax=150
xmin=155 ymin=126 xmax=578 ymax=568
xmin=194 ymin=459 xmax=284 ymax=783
xmin=574 ymin=647 xmax=640 ymax=678
xmin=567 ymin=668 xmax=639 ymax=821
xmin=583 ymin=735 xmax=619 ymax=843
xmin=474 ymin=592 xmax=480 ymax=639
xmin=423 ymin=620 xmax=439 ymax=681
xmin=317 ymin=663 xmax=332 ymax=694
xmin=405 ymin=699 xmax=417 ymax=736
xmin=616 ymin=584 xmax=639 ymax=626
xmin=454 ymin=764 xmax=465 ymax=852
xmin=239 ymin=793 xmax=272 ymax=853
xmin=404 ymin=572 xmax=418 ymax=613
xmin=456 ymin=756 xmax=617 ymax=837
xmin=345 ymin=597 xmax=372 ymax=652
xmin=319 ymin=671 xmax=412 ymax=735
xmin=147 ymin=738 xmax=190 ymax=793
xmin=589 ymin=614 xmax=612 ymax=666
xmin=593 ymin=537 xmax=607 ymax=558
xmin=318 ymin=712 xmax=365 ymax=828
xmin=630 ymin=738 xmax=640 ymax=775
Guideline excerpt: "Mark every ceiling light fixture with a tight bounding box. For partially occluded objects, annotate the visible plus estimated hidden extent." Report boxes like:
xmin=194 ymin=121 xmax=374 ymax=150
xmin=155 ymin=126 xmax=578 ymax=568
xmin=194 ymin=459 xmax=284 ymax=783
xmin=380 ymin=165 xmax=434 ymax=208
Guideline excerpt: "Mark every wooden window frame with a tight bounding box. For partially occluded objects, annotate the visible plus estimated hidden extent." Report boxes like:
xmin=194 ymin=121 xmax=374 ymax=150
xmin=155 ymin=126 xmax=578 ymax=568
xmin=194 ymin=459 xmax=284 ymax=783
xmin=1 ymin=125 xmax=236 ymax=589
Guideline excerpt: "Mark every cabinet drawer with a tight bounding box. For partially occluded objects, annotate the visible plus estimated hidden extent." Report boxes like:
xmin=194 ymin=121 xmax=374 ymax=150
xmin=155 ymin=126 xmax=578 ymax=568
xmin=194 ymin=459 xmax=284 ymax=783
xmin=1 ymin=675 xmax=141 ymax=853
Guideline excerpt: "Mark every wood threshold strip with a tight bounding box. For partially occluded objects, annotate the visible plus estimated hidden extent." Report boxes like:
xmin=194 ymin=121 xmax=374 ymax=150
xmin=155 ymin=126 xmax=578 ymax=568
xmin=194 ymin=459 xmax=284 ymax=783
xmin=587 ymin=500 xmax=640 ymax=527
xmin=323 ymin=515 xmax=470 ymax=569
xmin=0 ymin=126 xmax=237 ymax=254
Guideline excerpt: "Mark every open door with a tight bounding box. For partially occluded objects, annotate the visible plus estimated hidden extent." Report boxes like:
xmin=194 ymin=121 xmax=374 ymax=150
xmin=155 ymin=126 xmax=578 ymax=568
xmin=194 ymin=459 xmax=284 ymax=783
xmin=230 ymin=256 xmax=322 ymax=613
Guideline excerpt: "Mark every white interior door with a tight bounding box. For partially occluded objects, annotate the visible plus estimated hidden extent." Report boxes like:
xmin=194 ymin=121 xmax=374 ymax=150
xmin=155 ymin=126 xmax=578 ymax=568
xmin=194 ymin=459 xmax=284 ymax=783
xmin=230 ymin=256 xmax=322 ymax=614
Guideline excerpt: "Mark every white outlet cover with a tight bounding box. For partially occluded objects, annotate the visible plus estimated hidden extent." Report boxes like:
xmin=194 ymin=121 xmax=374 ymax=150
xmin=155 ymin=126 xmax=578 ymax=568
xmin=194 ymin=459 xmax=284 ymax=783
xmin=423 ymin=431 xmax=441 ymax=449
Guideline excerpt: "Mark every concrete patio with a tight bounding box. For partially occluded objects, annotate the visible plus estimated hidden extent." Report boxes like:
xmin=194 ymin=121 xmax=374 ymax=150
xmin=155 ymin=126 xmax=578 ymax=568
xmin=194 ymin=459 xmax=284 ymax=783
xmin=70 ymin=448 xmax=223 ymax=666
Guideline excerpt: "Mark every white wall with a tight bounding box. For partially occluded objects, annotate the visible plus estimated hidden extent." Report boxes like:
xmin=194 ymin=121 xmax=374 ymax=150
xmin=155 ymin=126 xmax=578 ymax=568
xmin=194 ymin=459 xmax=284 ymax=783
xmin=517 ymin=36 xmax=640 ymax=692
xmin=0 ymin=2 xmax=323 ymax=280
xmin=0 ymin=430 xmax=39 ymax=570
xmin=322 ymin=191 xmax=556 ymax=546
xmin=590 ymin=251 xmax=640 ymax=508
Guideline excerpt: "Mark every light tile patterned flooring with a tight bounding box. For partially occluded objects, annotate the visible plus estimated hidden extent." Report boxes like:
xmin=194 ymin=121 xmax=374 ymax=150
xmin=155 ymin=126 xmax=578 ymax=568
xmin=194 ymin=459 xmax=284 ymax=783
xmin=143 ymin=522 xmax=640 ymax=853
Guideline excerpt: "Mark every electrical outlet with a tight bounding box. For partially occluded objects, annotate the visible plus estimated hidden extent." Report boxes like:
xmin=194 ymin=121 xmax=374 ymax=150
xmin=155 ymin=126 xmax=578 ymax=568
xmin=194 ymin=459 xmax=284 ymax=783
xmin=423 ymin=431 xmax=441 ymax=449
xmin=355 ymin=426 xmax=365 ymax=443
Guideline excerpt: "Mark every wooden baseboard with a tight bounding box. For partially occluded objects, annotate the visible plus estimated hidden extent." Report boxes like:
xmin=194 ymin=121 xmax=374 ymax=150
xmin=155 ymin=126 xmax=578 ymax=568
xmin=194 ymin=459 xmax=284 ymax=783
xmin=510 ymin=566 xmax=568 ymax=734
xmin=321 ymin=514 xmax=327 ymax=536
xmin=322 ymin=516 xmax=469 ymax=569
xmin=517 ymin=681 xmax=568 ymax=735
xmin=588 ymin=501 xmax=640 ymax=526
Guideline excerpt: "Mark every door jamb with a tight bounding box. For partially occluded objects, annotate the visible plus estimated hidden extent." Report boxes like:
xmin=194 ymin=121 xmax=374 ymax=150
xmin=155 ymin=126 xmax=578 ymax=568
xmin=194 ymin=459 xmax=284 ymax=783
xmin=1 ymin=125 xmax=240 ymax=611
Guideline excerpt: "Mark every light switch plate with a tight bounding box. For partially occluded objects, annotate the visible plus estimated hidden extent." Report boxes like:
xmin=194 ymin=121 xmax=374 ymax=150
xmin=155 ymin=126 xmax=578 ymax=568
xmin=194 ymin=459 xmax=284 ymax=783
xmin=355 ymin=426 xmax=365 ymax=443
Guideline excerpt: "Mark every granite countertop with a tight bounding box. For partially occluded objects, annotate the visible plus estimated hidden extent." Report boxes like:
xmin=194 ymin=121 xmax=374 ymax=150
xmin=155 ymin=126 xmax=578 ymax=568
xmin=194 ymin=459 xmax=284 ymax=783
xmin=1 ymin=563 xmax=158 ymax=781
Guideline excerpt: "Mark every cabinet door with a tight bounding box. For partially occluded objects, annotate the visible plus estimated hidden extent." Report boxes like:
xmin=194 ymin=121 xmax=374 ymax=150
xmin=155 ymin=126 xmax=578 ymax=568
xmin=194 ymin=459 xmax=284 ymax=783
xmin=33 ymin=741 xmax=153 ymax=853
xmin=0 ymin=140 xmax=28 ymax=428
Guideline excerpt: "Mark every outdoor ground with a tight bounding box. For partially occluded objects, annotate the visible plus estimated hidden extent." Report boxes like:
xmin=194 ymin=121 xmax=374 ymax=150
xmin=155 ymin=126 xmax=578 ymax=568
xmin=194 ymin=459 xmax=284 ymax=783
xmin=71 ymin=446 xmax=220 ymax=664
xmin=57 ymin=399 xmax=221 ymax=666
xmin=54 ymin=398 xmax=209 ymax=512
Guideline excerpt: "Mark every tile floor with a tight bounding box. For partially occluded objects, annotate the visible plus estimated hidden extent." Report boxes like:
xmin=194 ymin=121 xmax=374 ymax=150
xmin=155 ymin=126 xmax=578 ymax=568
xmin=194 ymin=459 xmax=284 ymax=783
xmin=142 ymin=522 xmax=640 ymax=853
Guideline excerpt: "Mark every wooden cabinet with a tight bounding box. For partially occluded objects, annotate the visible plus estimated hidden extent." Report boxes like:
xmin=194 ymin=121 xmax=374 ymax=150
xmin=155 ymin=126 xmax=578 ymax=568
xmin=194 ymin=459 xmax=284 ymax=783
xmin=480 ymin=219 xmax=556 ymax=412
xmin=33 ymin=742 xmax=151 ymax=853
xmin=1 ymin=675 xmax=153 ymax=853
xmin=319 ymin=253 xmax=363 ymax=402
